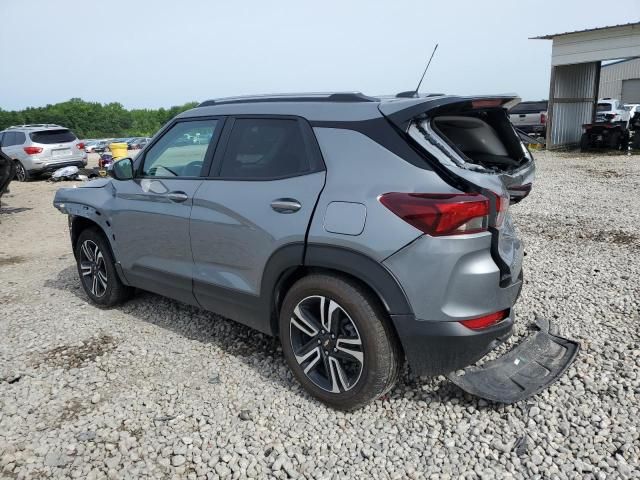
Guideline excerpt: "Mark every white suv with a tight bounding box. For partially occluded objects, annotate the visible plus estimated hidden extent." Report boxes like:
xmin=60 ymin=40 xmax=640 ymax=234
xmin=595 ymin=98 xmax=630 ymax=124
xmin=0 ymin=124 xmax=87 ymax=181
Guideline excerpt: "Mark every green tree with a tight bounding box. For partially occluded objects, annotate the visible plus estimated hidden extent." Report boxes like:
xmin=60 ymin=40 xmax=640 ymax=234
xmin=0 ymin=99 xmax=199 ymax=138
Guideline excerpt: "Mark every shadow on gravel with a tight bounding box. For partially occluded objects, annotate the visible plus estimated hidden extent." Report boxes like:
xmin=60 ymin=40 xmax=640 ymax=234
xmin=46 ymin=266 xmax=288 ymax=388
xmin=0 ymin=206 xmax=32 ymax=215
xmin=46 ymin=266 xmax=484 ymax=406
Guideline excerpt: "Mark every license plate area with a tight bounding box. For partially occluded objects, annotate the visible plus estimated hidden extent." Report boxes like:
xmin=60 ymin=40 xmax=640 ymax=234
xmin=52 ymin=148 xmax=72 ymax=157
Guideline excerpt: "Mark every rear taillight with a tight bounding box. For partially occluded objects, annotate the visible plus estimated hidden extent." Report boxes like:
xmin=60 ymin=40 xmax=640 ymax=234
xmin=494 ymin=191 xmax=510 ymax=227
xmin=23 ymin=146 xmax=43 ymax=155
xmin=540 ymin=112 xmax=546 ymax=124
xmin=460 ymin=309 xmax=508 ymax=330
xmin=379 ymin=193 xmax=489 ymax=236
xmin=77 ymin=142 xmax=85 ymax=150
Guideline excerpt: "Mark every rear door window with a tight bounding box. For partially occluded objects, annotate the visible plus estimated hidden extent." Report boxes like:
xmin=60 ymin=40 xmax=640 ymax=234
xmin=14 ymin=132 xmax=26 ymax=145
xmin=30 ymin=129 xmax=77 ymax=144
xmin=218 ymin=118 xmax=314 ymax=179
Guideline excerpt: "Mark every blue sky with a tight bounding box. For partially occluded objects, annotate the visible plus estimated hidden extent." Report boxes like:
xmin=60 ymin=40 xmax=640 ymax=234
xmin=1 ymin=0 xmax=638 ymax=110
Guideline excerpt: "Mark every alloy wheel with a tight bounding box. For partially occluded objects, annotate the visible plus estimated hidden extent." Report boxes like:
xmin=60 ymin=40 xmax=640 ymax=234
xmin=79 ymin=240 xmax=108 ymax=298
xmin=15 ymin=163 xmax=26 ymax=182
xmin=289 ymin=296 xmax=364 ymax=393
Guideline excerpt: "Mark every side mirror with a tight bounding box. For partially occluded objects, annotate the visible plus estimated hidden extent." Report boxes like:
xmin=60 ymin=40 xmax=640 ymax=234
xmin=109 ymin=158 xmax=134 ymax=180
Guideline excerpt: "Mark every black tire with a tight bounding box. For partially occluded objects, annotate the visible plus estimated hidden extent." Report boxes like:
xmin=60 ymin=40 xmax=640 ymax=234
xmin=632 ymin=133 xmax=640 ymax=150
xmin=279 ymin=274 xmax=402 ymax=410
xmin=74 ymin=227 xmax=133 ymax=307
xmin=608 ymin=131 xmax=621 ymax=150
xmin=579 ymin=133 xmax=590 ymax=152
xmin=14 ymin=161 xmax=29 ymax=182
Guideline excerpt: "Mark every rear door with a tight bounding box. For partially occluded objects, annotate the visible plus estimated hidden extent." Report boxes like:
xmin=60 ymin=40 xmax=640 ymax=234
xmin=108 ymin=118 xmax=222 ymax=305
xmin=190 ymin=116 xmax=325 ymax=331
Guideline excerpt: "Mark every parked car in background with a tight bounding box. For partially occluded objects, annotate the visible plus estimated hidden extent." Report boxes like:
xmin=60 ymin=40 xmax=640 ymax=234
xmin=92 ymin=140 xmax=109 ymax=153
xmin=0 ymin=124 xmax=87 ymax=181
xmin=127 ymin=137 xmax=151 ymax=150
xmin=49 ymin=92 xmax=583 ymax=411
xmin=84 ymin=141 xmax=99 ymax=153
xmin=508 ymin=100 xmax=547 ymax=137
xmin=595 ymin=98 xmax=630 ymax=124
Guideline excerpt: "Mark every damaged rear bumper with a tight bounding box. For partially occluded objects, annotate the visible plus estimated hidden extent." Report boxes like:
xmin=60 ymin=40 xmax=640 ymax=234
xmin=390 ymin=313 xmax=515 ymax=378
xmin=446 ymin=317 xmax=579 ymax=404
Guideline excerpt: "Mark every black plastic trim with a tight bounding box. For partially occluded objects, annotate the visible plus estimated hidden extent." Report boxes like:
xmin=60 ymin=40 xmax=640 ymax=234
xmin=392 ymin=314 xmax=514 ymax=377
xmin=304 ymin=244 xmax=412 ymax=315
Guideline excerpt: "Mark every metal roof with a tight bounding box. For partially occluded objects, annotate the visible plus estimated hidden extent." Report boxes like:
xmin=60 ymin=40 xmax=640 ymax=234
xmin=531 ymin=22 xmax=640 ymax=40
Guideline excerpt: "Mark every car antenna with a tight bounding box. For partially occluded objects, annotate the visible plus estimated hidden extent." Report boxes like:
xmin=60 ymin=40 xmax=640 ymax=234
xmin=415 ymin=43 xmax=439 ymax=96
xmin=397 ymin=44 xmax=439 ymax=98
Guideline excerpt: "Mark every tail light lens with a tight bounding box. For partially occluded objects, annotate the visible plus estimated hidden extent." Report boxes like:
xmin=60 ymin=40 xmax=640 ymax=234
xmin=77 ymin=142 xmax=85 ymax=150
xmin=379 ymin=193 xmax=489 ymax=236
xmin=540 ymin=112 xmax=546 ymax=124
xmin=23 ymin=146 xmax=43 ymax=155
xmin=494 ymin=190 xmax=510 ymax=227
xmin=460 ymin=309 xmax=508 ymax=330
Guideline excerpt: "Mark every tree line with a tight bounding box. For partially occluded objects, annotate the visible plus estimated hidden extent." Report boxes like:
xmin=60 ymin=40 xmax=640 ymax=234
xmin=0 ymin=98 xmax=199 ymax=139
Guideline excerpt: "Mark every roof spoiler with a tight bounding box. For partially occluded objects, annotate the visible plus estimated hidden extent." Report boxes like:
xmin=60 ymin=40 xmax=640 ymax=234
xmin=378 ymin=95 xmax=521 ymax=130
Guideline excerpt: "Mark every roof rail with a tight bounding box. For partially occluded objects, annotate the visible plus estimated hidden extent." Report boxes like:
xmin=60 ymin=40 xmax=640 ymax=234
xmin=395 ymin=92 xmax=445 ymax=98
xmin=198 ymin=92 xmax=378 ymax=107
xmin=7 ymin=123 xmax=63 ymax=129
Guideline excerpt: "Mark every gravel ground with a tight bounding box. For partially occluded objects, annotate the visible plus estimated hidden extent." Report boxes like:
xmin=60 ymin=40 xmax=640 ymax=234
xmin=0 ymin=150 xmax=639 ymax=479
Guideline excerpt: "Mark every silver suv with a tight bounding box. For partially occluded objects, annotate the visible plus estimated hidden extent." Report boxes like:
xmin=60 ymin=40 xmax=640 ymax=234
xmin=53 ymin=93 xmax=578 ymax=409
xmin=0 ymin=124 xmax=87 ymax=181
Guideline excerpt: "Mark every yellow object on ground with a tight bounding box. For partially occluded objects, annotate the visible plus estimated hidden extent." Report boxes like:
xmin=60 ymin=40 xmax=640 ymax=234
xmin=109 ymin=143 xmax=128 ymax=160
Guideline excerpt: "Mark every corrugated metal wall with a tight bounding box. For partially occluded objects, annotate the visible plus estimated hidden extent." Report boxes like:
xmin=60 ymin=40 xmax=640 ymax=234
xmin=599 ymin=58 xmax=640 ymax=99
xmin=549 ymin=62 xmax=599 ymax=147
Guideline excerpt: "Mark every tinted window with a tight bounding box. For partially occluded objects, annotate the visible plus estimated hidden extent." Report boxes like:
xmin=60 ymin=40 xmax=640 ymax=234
xmin=509 ymin=101 xmax=548 ymax=114
xmin=219 ymin=119 xmax=311 ymax=179
xmin=14 ymin=132 xmax=26 ymax=145
xmin=30 ymin=129 xmax=77 ymax=144
xmin=142 ymin=120 xmax=218 ymax=177
xmin=597 ymin=103 xmax=612 ymax=112
xmin=2 ymin=132 xmax=16 ymax=147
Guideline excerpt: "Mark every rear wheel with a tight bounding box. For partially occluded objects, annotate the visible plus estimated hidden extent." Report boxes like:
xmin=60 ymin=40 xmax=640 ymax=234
xmin=608 ymin=131 xmax=621 ymax=149
xmin=579 ymin=133 xmax=591 ymax=152
xmin=75 ymin=228 xmax=133 ymax=307
xmin=14 ymin=161 xmax=29 ymax=182
xmin=279 ymin=274 xmax=401 ymax=410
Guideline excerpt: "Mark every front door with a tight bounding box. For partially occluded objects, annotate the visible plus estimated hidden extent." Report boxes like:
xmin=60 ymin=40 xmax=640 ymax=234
xmin=190 ymin=117 xmax=326 ymax=331
xmin=109 ymin=118 xmax=222 ymax=305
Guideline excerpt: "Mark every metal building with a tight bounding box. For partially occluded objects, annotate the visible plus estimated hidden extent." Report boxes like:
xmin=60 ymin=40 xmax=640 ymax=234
xmin=533 ymin=22 xmax=640 ymax=148
xmin=599 ymin=58 xmax=640 ymax=103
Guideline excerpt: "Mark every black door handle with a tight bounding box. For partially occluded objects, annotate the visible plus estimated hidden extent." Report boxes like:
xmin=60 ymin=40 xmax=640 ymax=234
xmin=271 ymin=198 xmax=301 ymax=213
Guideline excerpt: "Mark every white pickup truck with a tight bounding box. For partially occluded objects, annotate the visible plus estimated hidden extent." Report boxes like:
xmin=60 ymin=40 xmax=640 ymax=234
xmin=508 ymin=101 xmax=547 ymax=137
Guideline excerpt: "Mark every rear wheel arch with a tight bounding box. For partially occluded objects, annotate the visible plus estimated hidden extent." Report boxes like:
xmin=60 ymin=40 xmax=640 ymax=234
xmin=268 ymin=245 xmax=413 ymax=341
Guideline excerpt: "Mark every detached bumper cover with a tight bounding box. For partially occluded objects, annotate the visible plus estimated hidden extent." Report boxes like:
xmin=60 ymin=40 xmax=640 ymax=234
xmin=446 ymin=318 xmax=579 ymax=404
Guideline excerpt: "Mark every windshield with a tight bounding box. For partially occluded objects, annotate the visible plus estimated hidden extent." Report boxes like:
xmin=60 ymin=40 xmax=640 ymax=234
xmin=597 ymin=103 xmax=612 ymax=112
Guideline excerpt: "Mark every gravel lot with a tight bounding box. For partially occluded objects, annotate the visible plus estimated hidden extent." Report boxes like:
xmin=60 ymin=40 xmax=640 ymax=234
xmin=1 ymin=151 xmax=638 ymax=479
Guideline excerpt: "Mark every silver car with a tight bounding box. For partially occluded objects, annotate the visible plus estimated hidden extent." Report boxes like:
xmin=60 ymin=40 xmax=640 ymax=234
xmin=53 ymin=93 xmax=578 ymax=409
xmin=0 ymin=124 xmax=87 ymax=181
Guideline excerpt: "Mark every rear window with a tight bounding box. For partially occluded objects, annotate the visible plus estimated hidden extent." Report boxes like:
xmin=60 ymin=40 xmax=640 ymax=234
xmin=509 ymin=101 xmax=547 ymax=114
xmin=597 ymin=103 xmax=612 ymax=112
xmin=30 ymin=129 xmax=77 ymax=144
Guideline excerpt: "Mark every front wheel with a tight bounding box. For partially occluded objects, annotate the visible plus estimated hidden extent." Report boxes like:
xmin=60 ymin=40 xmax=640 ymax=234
xmin=579 ymin=133 xmax=591 ymax=152
xmin=279 ymin=274 xmax=402 ymax=410
xmin=75 ymin=228 xmax=133 ymax=307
